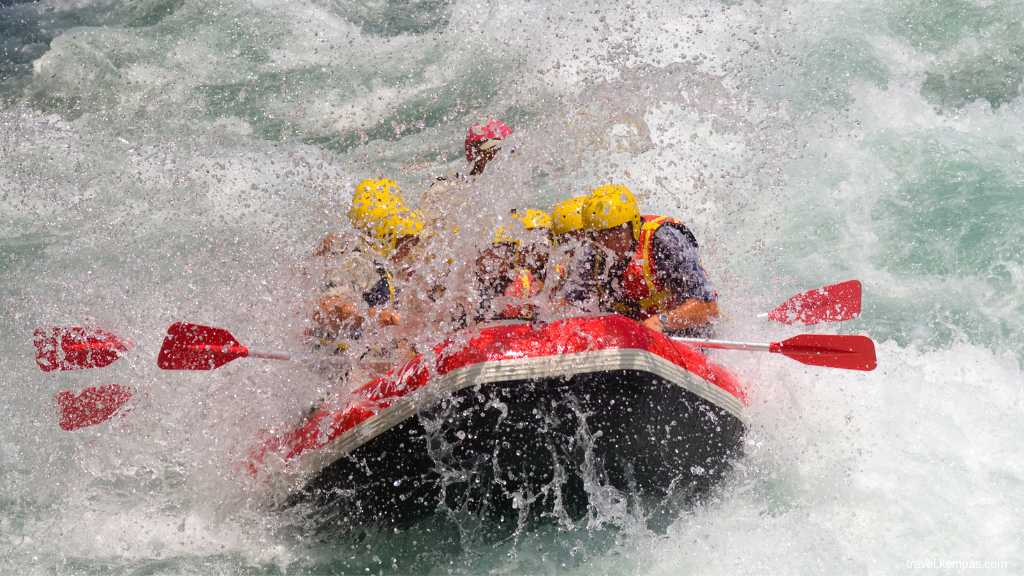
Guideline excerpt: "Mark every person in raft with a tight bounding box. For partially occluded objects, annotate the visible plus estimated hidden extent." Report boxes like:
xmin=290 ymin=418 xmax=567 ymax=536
xmin=507 ymin=208 xmax=552 ymax=285
xmin=472 ymin=209 xmax=551 ymax=322
xmin=545 ymin=194 xmax=590 ymax=302
xmin=409 ymin=119 xmax=515 ymax=302
xmin=309 ymin=178 xmax=423 ymax=358
xmin=464 ymin=118 xmax=513 ymax=176
xmin=418 ymin=119 xmax=513 ymax=226
xmin=579 ymin=183 xmax=719 ymax=337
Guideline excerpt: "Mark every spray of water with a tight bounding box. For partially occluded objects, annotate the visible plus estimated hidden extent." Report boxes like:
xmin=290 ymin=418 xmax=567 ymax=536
xmin=3 ymin=0 xmax=1023 ymax=573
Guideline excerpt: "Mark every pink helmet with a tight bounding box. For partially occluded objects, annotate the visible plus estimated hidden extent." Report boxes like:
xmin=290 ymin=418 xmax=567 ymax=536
xmin=465 ymin=119 xmax=513 ymax=162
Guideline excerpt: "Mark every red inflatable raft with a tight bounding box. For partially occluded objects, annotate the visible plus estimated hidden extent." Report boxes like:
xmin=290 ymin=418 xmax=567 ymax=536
xmin=248 ymin=314 xmax=748 ymax=530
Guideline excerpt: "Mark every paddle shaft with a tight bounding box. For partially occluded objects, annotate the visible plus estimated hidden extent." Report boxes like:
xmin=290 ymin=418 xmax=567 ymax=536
xmin=246 ymin=348 xmax=292 ymax=361
xmin=225 ymin=346 xmax=313 ymax=363
xmin=672 ymin=338 xmax=770 ymax=352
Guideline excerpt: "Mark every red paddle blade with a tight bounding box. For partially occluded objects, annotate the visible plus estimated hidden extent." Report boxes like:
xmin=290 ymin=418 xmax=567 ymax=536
xmin=157 ymin=322 xmax=248 ymax=370
xmin=55 ymin=384 xmax=133 ymax=431
xmin=34 ymin=326 xmax=132 ymax=372
xmin=770 ymin=334 xmax=877 ymax=371
xmin=767 ymin=280 xmax=862 ymax=325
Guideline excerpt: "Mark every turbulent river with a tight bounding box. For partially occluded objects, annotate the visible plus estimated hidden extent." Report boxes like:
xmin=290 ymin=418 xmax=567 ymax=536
xmin=2 ymin=0 xmax=1023 ymax=574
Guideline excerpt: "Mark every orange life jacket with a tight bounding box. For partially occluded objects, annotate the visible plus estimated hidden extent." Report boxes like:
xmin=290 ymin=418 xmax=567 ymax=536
xmin=501 ymin=268 xmax=541 ymax=319
xmin=552 ymin=262 xmax=567 ymax=281
xmin=618 ymin=215 xmax=690 ymax=318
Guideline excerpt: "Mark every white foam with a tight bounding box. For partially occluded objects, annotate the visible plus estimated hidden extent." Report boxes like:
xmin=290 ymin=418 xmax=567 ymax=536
xmin=630 ymin=341 xmax=1024 ymax=574
xmin=3 ymin=0 xmax=1024 ymax=572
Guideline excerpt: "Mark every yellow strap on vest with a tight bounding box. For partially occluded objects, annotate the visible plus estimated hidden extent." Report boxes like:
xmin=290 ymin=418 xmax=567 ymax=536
xmin=638 ymin=216 xmax=674 ymax=313
xmin=385 ymin=269 xmax=396 ymax=303
xmin=518 ymin=269 xmax=531 ymax=293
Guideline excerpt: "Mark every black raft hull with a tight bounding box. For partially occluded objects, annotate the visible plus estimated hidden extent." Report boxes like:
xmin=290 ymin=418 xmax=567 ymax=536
xmin=296 ymin=379 xmax=744 ymax=531
xmin=252 ymin=316 xmax=749 ymax=533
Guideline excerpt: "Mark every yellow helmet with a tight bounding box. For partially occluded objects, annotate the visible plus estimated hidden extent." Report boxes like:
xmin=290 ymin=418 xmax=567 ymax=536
xmin=582 ymin=183 xmax=641 ymax=240
xmin=353 ymin=177 xmax=404 ymax=204
xmin=512 ymin=208 xmax=552 ymax=231
xmin=492 ymin=224 xmax=521 ymax=247
xmin=347 ymin=178 xmax=420 ymax=256
xmin=348 ymin=178 xmax=407 ymax=232
xmin=366 ymin=210 xmax=423 ymax=256
xmin=550 ymin=196 xmax=587 ymax=236
xmin=493 ymin=208 xmax=551 ymax=247
xmin=395 ymin=210 xmax=424 ymax=238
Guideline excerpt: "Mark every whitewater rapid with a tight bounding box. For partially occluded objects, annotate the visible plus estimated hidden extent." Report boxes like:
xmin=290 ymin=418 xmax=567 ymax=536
xmin=3 ymin=0 xmax=1023 ymax=574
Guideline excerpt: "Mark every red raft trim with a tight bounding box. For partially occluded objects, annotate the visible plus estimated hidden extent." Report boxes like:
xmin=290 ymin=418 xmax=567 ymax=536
xmin=247 ymin=314 xmax=748 ymax=480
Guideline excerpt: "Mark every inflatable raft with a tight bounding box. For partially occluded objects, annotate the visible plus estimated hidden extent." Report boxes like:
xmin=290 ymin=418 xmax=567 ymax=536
xmin=247 ymin=314 xmax=748 ymax=530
